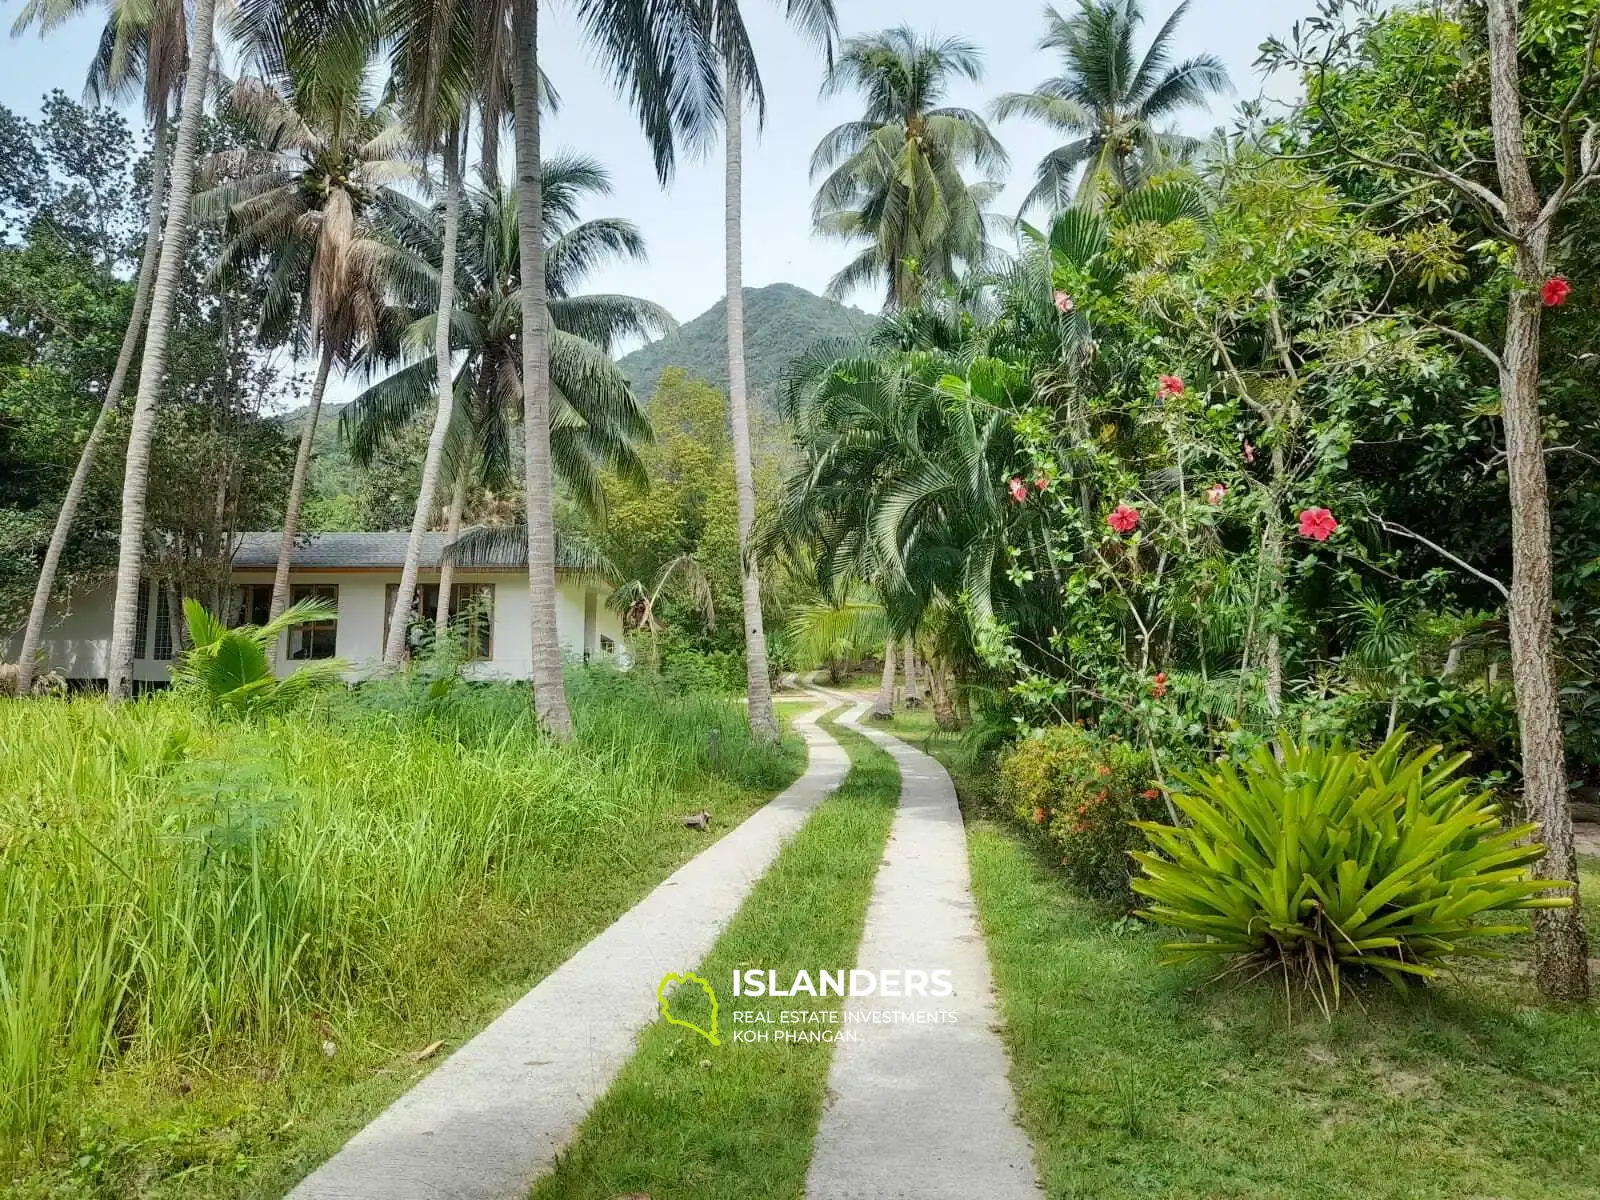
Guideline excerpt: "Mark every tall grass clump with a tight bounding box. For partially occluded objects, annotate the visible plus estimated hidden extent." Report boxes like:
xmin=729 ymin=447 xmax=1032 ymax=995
xmin=0 ymin=667 xmax=800 ymax=1150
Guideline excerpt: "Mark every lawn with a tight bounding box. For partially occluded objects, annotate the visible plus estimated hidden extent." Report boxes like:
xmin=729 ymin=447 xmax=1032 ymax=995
xmin=0 ymin=669 xmax=804 ymax=1198
xmin=530 ymin=717 xmax=900 ymax=1200
xmin=890 ymin=713 xmax=1600 ymax=1200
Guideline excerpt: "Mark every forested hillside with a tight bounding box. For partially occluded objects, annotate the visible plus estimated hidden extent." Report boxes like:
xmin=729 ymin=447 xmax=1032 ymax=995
xmin=618 ymin=283 xmax=871 ymax=412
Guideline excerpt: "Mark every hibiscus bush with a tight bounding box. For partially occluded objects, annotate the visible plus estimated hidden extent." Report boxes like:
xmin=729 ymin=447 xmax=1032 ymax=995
xmin=997 ymin=724 xmax=1163 ymax=903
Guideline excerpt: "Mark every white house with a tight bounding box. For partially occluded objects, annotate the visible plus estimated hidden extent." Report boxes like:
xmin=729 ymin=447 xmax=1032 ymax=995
xmin=8 ymin=531 xmax=627 ymax=687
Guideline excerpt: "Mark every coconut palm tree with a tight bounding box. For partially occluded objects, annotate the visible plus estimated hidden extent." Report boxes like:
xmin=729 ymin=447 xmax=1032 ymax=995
xmin=810 ymin=26 xmax=1007 ymax=309
xmin=342 ymin=159 xmax=671 ymax=597
xmin=716 ymin=0 xmax=836 ymax=740
xmin=992 ymin=0 xmax=1229 ymax=213
xmin=9 ymin=0 xmax=188 ymax=695
xmin=101 ymin=0 xmax=220 ymax=699
xmin=208 ymin=0 xmax=730 ymax=733
xmin=198 ymin=69 xmax=419 ymax=647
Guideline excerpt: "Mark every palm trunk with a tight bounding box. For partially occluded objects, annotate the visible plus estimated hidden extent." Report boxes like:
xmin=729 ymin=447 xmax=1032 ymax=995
xmin=105 ymin=0 xmax=216 ymax=701
xmin=385 ymin=132 xmax=463 ymax=667
xmin=724 ymin=75 xmax=778 ymax=742
xmin=1485 ymin=0 xmax=1588 ymax=1003
xmin=16 ymin=109 xmax=169 ymax=695
xmin=166 ymin=578 xmax=185 ymax=657
xmin=511 ymin=0 xmax=574 ymax=738
xmin=435 ymin=471 xmax=468 ymax=629
xmin=872 ymin=636 xmax=896 ymax=718
xmin=902 ymin=635 xmax=922 ymax=706
xmin=931 ymin=661 xmax=956 ymax=730
xmin=266 ymin=342 xmax=335 ymax=660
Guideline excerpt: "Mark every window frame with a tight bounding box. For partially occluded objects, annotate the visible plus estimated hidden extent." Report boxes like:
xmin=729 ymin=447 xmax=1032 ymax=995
xmin=288 ymin=584 xmax=339 ymax=660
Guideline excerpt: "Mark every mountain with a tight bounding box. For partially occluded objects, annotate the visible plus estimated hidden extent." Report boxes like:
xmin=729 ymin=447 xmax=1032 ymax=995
xmin=618 ymin=283 xmax=873 ymax=411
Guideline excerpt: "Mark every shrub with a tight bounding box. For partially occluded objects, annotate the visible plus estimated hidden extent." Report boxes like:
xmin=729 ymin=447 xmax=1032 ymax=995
xmin=997 ymin=724 xmax=1161 ymax=903
xmin=1131 ymin=733 xmax=1570 ymax=1007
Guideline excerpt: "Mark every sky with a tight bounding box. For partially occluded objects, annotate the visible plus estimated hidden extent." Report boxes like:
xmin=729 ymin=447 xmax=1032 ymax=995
xmin=0 ymin=0 xmax=1311 ymax=399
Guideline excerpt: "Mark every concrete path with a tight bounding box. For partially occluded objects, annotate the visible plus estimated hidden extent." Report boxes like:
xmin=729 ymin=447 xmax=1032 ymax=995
xmin=806 ymin=706 xmax=1041 ymax=1199
xmin=291 ymin=702 xmax=849 ymax=1200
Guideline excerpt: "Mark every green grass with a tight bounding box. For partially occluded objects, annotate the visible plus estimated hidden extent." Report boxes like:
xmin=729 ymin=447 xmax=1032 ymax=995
xmin=0 ymin=669 xmax=803 ymax=1197
xmin=890 ymin=715 xmax=1600 ymax=1200
xmin=529 ymin=718 xmax=900 ymax=1200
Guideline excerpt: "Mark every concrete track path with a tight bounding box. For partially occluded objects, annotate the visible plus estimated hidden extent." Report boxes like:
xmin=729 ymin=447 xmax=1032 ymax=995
xmin=805 ymin=697 xmax=1041 ymax=1200
xmin=291 ymin=701 xmax=849 ymax=1200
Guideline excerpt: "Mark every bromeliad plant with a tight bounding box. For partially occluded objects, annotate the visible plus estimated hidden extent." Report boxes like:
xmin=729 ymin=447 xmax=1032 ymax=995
xmin=1131 ymin=733 xmax=1571 ymax=1009
xmin=171 ymin=598 xmax=348 ymax=716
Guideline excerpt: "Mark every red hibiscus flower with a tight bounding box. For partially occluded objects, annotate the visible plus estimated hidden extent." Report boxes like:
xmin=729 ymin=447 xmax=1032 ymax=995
xmin=1298 ymin=507 xmax=1339 ymax=541
xmin=1107 ymin=504 xmax=1141 ymax=534
xmin=1152 ymin=671 xmax=1169 ymax=699
xmin=1243 ymin=439 xmax=1257 ymax=464
xmin=1157 ymin=374 xmax=1185 ymax=399
xmin=1008 ymin=477 xmax=1029 ymax=503
xmin=1142 ymin=788 xmax=1160 ymax=800
xmin=1542 ymin=276 xmax=1572 ymax=307
xmin=1032 ymin=806 xmax=1048 ymax=825
xmin=1035 ymin=474 xmax=1051 ymax=492
xmin=1053 ymin=290 xmax=1075 ymax=313
xmin=1205 ymin=483 xmax=1227 ymax=506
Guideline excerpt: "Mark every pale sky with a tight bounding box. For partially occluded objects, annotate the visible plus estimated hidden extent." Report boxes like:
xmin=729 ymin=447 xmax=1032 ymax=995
xmin=0 ymin=0 xmax=1309 ymax=398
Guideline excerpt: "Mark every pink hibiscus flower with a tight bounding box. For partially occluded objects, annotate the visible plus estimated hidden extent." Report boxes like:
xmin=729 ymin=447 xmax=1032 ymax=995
xmin=1008 ymin=477 xmax=1030 ymax=503
xmin=1053 ymin=290 xmax=1075 ymax=313
xmin=1543 ymin=276 xmax=1572 ymax=307
xmin=1157 ymin=374 xmax=1185 ymax=399
xmin=1298 ymin=507 xmax=1339 ymax=542
xmin=1205 ymin=483 xmax=1227 ymax=506
xmin=1107 ymin=504 xmax=1141 ymax=535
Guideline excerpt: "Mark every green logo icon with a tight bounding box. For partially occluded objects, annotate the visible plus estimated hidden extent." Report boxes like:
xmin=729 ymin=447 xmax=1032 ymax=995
xmin=658 ymin=971 xmax=720 ymax=1046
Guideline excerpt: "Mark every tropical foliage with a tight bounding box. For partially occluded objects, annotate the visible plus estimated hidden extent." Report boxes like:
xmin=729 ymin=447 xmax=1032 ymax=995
xmin=1132 ymin=735 xmax=1568 ymax=1006
xmin=170 ymin=597 xmax=347 ymax=715
xmin=993 ymin=0 xmax=1231 ymax=211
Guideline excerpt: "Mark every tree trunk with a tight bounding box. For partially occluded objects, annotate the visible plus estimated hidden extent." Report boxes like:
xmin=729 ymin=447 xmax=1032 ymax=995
xmin=435 ymin=470 xmax=468 ymax=629
xmin=1484 ymin=0 xmax=1588 ymax=1003
xmin=105 ymin=0 xmax=216 ymax=701
xmin=166 ymin=578 xmax=185 ymax=657
xmin=16 ymin=108 xmax=170 ymax=695
xmin=953 ymin=665 xmax=972 ymax=726
xmin=724 ymin=75 xmax=779 ymax=742
xmin=872 ymin=637 xmax=896 ymax=718
xmin=385 ymin=132 xmax=463 ymax=667
xmin=902 ymin=635 xmax=923 ymax=706
xmin=511 ymin=0 xmax=574 ymax=738
xmin=266 ymin=342 xmax=334 ymax=661
xmin=930 ymin=661 xmax=957 ymax=730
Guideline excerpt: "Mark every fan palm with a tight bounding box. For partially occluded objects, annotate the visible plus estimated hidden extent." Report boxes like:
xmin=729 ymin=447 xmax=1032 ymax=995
xmin=9 ymin=0 xmax=195 ymax=696
xmin=810 ymin=26 xmax=1007 ymax=308
xmin=992 ymin=0 xmax=1229 ymax=213
xmin=197 ymin=67 xmax=420 ymax=643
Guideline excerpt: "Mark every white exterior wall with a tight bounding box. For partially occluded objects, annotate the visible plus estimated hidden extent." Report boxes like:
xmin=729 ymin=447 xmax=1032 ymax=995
xmin=6 ymin=570 xmax=627 ymax=685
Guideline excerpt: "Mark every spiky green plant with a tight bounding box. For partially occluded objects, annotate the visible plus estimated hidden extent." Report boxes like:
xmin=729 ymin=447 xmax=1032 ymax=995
xmin=170 ymin=598 xmax=348 ymax=716
xmin=1131 ymin=733 xmax=1571 ymax=1008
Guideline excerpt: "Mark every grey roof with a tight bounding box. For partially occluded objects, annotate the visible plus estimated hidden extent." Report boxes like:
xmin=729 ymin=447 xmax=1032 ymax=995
xmin=231 ymin=532 xmax=520 ymax=571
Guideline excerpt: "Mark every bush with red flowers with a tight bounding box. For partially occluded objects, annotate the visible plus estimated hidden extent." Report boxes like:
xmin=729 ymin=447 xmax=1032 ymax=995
xmin=997 ymin=724 xmax=1162 ymax=903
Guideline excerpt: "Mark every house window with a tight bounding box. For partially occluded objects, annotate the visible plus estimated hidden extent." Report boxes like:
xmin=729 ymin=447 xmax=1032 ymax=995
xmin=384 ymin=583 xmax=495 ymax=660
xmin=599 ymin=635 xmax=616 ymax=654
xmin=288 ymin=585 xmax=338 ymax=660
xmin=134 ymin=580 xmax=151 ymax=661
xmin=153 ymin=584 xmax=174 ymax=661
xmin=227 ymin=584 xmax=273 ymax=628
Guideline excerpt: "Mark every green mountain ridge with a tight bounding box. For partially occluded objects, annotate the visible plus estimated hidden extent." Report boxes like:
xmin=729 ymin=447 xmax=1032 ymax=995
xmin=617 ymin=283 xmax=873 ymax=412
